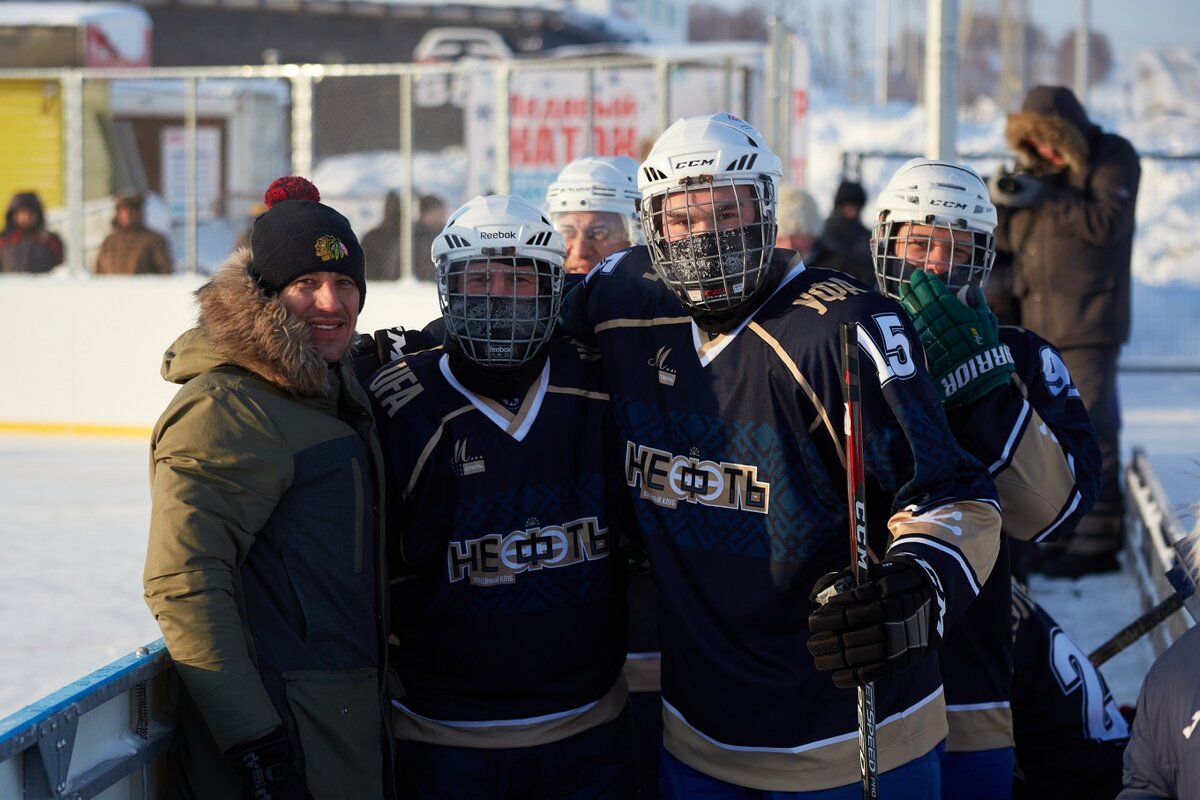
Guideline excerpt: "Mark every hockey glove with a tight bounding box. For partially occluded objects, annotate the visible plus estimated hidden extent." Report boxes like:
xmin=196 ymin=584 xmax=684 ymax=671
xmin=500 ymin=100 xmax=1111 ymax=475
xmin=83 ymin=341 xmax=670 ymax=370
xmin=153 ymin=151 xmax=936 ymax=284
xmin=225 ymin=727 xmax=315 ymax=800
xmin=987 ymin=171 xmax=1045 ymax=208
xmin=807 ymin=557 xmax=945 ymax=689
xmin=899 ymin=269 xmax=1015 ymax=407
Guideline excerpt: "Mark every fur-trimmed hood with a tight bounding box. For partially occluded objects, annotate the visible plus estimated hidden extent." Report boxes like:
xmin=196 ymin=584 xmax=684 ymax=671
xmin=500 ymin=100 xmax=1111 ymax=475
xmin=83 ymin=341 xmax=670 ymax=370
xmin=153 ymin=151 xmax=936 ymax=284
xmin=161 ymin=248 xmax=333 ymax=396
xmin=1005 ymin=85 xmax=1096 ymax=176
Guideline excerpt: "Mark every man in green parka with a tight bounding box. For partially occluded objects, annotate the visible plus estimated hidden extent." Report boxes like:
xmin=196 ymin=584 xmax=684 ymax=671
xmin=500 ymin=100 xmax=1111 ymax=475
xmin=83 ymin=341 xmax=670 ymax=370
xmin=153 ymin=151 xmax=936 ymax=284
xmin=144 ymin=176 xmax=390 ymax=800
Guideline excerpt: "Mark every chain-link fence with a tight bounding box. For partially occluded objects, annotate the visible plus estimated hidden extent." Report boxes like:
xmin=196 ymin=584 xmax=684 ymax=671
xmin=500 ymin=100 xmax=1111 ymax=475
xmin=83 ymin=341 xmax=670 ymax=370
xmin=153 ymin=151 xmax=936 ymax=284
xmin=0 ymin=49 xmax=772 ymax=284
xmin=7 ymin=57 xmax=1193 ymax=369
xmin=850 ymin=150 xmax=1200 ymax=371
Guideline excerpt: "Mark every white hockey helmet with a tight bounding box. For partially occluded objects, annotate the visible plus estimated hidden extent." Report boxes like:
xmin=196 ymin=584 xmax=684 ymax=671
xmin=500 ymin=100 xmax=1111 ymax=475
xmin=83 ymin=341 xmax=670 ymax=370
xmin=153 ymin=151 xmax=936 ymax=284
xmin=871 ymin=158 xmax=997 ymax=301
xmin=545 ymin=155 xmax=642 ymax=245
xmin=637 ymin=113 xmax=783 ymax=314
xmin=432 ymin=194 xmax=566 ymax=369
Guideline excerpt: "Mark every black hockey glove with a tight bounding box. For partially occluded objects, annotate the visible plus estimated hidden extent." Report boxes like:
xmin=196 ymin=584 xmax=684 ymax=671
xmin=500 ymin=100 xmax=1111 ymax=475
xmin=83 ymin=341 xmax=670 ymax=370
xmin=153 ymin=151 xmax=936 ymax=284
xmin=899 ymin=269 xmax=1015 ymax=407
xmin=349 ymin=326 xmax=438 ymax=382
xmin=225 ymin=727 xmax=315 ymax=800
xmin=987 ymin=171 xmax=1045 ymax=208
xmin=807 ymin=557 xmax=945 ymax=689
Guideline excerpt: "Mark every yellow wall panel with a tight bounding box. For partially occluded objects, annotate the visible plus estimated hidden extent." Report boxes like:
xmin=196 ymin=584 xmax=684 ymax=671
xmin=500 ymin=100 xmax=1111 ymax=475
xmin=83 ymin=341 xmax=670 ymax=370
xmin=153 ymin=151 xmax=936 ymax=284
xmin=0 ymin=80 xmax=63 ymax=209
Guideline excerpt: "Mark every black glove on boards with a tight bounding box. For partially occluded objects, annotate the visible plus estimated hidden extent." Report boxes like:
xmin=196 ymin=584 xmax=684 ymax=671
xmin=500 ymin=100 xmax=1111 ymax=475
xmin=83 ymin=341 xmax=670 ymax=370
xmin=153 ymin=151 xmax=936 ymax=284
xmin=225 ymin=727 xmax=315 ymax=800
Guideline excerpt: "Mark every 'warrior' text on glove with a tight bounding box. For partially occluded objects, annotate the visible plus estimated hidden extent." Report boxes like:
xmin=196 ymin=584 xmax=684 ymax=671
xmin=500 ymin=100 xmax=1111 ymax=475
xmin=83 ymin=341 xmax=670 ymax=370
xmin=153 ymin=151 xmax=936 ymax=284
xmin=899 ymin=269 xmax=1015 ymax=407
xmin=807 ymin=557 xmax=946 ymax=689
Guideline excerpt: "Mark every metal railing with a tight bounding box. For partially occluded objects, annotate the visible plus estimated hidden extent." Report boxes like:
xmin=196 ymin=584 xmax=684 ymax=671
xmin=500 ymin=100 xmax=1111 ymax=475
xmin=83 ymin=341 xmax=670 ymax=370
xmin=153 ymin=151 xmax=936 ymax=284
xmin=0 ymin=640 xmax=173 ymax=800
xmin=0 ymin=46 xmax=770 ymax=282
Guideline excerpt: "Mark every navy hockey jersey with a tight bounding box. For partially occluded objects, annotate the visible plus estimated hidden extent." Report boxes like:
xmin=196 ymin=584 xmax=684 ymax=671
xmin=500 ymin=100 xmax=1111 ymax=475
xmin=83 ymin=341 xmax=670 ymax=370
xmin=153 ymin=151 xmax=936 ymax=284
xmin=366 ymin=337 xmax=631 ymax=748
xmin=1010 ymin=579 xmax=1128 ymax=799
xmin=939 ymin=326 xmax=1101 ymax=751
xmin=562 ymin=247 xmax=1002 ymax=792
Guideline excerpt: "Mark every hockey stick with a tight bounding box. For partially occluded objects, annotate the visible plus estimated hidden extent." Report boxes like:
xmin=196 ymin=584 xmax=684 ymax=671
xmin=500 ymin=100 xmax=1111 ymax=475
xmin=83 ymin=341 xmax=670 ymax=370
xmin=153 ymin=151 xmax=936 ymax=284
xmin=1088 ymin=594 xmax=1183 ymax=667
xmin=1089 ymin=531 xmax=1198 ymax=667
xmin=841 ymin=321 xmax=880 ymax=800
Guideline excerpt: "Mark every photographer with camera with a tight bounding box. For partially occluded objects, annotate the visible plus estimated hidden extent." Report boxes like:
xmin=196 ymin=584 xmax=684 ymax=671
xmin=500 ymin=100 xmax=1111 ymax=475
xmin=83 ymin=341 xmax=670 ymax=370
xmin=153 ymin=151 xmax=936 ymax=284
xmin=989 ymin=85 xmax=1140 ymax=578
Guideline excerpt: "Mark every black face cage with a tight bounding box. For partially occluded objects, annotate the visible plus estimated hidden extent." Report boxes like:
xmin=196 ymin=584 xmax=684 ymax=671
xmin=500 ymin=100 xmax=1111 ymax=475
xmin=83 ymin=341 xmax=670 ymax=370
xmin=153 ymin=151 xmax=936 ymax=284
xmin=436 ymin=255 xmax=564 ymax=369
xmin=871 ymin=220 xmax=996 ymax=302
xmin=640 ymin=177 xmax=777 ymax=313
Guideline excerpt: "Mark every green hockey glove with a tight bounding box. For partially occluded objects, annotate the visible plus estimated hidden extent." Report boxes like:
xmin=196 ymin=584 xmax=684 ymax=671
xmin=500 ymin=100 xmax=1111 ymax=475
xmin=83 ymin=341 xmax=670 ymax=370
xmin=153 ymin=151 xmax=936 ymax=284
xmin=899 ymin=269 xmax=1015 ymax=407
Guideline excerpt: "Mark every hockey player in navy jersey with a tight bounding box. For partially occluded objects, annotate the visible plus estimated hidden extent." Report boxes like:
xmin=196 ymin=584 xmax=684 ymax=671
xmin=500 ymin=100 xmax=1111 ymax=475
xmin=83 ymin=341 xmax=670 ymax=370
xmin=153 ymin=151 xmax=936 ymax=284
xmin=561 ymin=113 xmax=1003 ymax=797
xmin=546 ymin=155 xmax=643 ymax=276
xmin=870 ymin=158 xmax=1102 ymax=799
xmin=365 ymin=195 xmax=634 ymax=798
xmin=1010 ymin=578 xmax=1128 ymax=799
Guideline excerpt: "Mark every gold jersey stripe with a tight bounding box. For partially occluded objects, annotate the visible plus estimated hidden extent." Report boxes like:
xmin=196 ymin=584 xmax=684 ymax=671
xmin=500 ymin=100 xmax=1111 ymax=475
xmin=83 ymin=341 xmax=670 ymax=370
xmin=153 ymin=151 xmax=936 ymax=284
xmin=595 ymin=316 xmax=693 ymax=333
xmin=994 ymin=406 xmax=1080 ymax=542
xmin=945 ymin=704 xmax=1015 ymax=752
xmin=662 ymin=687 xmax=947 ymax=792
xmin=392 ymin=676 xmax=628 ymax=749
xmin=747 ymin=321 xmax=845 ymax=466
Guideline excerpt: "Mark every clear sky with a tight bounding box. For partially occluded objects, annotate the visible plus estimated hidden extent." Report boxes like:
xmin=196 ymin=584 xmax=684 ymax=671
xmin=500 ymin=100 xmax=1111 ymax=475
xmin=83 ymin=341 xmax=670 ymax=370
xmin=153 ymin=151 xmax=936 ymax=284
xmin=1027 ymin=0 xmax=1200 ymax=53
xmin=730 ymin=0 xmax=1199 ymax=59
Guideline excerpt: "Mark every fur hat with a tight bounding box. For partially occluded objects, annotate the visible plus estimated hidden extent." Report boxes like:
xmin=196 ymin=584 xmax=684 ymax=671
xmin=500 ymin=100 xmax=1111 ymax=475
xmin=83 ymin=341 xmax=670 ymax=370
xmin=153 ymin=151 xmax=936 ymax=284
xmin=1005 ymin=85 xmax=1092 ymax=176
xmin=249 ymin=176 xmax=366 ymax=308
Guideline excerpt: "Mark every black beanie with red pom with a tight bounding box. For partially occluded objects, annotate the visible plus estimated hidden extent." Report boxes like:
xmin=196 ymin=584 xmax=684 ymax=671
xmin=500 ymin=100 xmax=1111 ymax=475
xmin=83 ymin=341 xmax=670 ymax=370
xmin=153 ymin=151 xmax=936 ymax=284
xmin=249 ymin=176 xmax=366 ymax=308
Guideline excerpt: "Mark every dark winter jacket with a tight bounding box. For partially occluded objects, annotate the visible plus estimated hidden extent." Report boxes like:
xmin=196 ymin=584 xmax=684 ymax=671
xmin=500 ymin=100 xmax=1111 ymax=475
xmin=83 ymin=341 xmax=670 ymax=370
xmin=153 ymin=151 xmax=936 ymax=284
xmin=0 ymin=192 xmax=64 ymax=273
xmin=996 ymin=85 xmax=1140 ymax=347
xmin=806 ymin=212 xmax=875 ymax=286
xmin=144 ymin=251 xmax=389 ymax=799
xmin=95 ymin=224 xmax=173 ymax=274
xmin=362 ymin=192 xmax=402 ymax=281
xmin=1119 ymin=625 xmax=1200 ymax=799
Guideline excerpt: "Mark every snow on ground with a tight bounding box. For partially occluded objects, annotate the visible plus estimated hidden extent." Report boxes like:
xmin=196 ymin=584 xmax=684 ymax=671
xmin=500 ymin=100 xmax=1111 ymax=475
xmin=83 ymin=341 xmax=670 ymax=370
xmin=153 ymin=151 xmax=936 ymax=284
xmin=2 ymin=371 xmax=1197 ymax=719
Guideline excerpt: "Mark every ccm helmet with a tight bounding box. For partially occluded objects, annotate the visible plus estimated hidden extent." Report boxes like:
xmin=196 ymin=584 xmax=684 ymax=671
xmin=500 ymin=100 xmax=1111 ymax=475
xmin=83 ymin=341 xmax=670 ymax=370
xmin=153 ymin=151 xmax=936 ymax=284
xmin=871 ymin=158 xmax=997 ymax=301
xmin=638 ymin=113 xmax=783 ymax=314
xmin=432 ymin=195 xmax=565 ymax=369
xmin=545 ymin=155 xmax=642 ymax=245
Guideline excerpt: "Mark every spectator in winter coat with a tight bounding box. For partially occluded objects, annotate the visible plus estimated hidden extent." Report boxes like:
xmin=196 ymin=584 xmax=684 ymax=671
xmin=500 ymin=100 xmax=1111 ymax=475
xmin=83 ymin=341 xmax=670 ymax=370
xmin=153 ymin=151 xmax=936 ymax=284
xmin=990 ymin=85 xmax=1141 ymax=578
xmin=0 ymin=191 xmax=64 ymax=273
xmin=774 ymin=184 xmax=821 ymax=257
xmin=94 ymin=194 xmax=173 ymax=275
xmin=806 ymin=179 xmax=875 ymax=285
xmin=144 ymin=176 xmax=391 ymax=800
xmin=362 ymin=190 xmax=403 ymax=281
xmin=411 ymin=194 xmax=447 ymax=282
xmin=1118 ymin=528 xmax=1200 ymax=800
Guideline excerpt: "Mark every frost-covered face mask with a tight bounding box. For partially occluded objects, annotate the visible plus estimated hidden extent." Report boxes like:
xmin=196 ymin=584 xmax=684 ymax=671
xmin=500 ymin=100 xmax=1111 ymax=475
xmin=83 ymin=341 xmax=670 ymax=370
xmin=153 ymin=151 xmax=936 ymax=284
xmin=439 ymin=258 xmax=562 ymax=369
xmin=644 ymin=180 xmax=776 ymax=314
xmin=448 ymin=295 xmax=548 ymax=366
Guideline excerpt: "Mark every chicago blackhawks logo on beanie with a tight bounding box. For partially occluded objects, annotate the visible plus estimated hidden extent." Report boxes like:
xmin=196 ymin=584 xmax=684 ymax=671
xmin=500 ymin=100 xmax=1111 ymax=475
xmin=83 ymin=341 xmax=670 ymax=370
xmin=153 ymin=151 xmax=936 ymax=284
xmin=248 ymin=176 xmax=367 ymax=308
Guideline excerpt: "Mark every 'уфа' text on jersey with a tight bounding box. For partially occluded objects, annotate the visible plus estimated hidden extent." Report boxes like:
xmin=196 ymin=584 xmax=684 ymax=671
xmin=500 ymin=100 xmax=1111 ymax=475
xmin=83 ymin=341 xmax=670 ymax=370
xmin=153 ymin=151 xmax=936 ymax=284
xmin=561 ymin=247 xmax=1002 ymax=792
